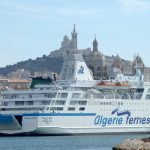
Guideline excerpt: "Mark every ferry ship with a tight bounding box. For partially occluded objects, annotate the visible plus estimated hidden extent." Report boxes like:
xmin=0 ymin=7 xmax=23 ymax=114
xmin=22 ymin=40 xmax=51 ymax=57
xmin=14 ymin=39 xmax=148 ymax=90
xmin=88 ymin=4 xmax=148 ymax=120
xmin=0 ymin=53 xmax=150 ymax=135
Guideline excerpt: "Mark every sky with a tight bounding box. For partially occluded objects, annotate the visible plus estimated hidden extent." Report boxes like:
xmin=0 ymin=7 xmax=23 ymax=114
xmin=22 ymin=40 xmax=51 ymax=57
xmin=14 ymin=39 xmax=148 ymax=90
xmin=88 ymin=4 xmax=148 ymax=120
xmin=0 ymin=0 xmax=150 ymax=67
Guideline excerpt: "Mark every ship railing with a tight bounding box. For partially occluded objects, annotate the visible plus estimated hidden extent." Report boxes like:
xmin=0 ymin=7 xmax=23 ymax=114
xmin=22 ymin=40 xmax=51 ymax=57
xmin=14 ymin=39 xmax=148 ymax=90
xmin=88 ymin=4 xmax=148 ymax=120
xmin=81 ymin=92 xmax=142 ymax=100
xmin=2 ymin=92 xmax=57 ymax=100
xmin=57 ymin=80 xmax=97 ymax=87
xmin=93 ymin=93 xmax=133 ymax=100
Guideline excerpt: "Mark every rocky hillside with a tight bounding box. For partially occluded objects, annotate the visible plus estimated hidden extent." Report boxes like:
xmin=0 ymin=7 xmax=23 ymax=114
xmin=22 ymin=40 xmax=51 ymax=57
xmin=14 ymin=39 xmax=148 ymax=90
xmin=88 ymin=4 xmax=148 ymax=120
xmin=0 ymin=55 xmax=63 ymax=76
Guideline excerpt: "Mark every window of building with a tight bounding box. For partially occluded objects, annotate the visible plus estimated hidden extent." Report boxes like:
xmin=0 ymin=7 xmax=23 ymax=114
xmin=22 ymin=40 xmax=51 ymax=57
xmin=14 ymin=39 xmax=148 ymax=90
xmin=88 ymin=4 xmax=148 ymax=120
xmin=15 ymin=101 xmax=24 ymax=106
xmin=70 ymin=100 xmax=87 ymax=105
xmin=48 ymin=93 xmax=57 ymax=98
xmin=50 ymin=107 xmax=63 ymax=111
xmin=79 ymin=107 xmax=85 ymax=111
xmin=146 ymin=94 xmax=150 ymax=100
xmin=72 ymin=93 xmax=80 ymax=98
xmin=106 ymin=102 xmax=109 ymax=105
xmin=41 ymin=100 xmax=51 ymax=105
xmin=68 ymin=107 xmax=75 ymax=111
xmin=55 ymin=100 xmax=66 ymax=105
xmin=60 ymin=93 xmax=68 ymax=98
xmin=136 ymin=88 xmax=144 ymax=93
xmin=2 ymin=102 xmax=8 ymax=106
xmin=27 ymin=101 xmax=33 ymax=105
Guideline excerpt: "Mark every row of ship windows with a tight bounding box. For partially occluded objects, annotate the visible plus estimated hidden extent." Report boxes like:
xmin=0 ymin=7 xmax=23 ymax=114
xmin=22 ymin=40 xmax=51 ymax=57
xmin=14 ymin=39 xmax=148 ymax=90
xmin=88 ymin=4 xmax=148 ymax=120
xmin=34 ymin=93 xmax=80 ymax=99
xmin=4 ymin=87 xmax=150 ymax=99
xmin=0 ymin=107 xmax=44 ymax=111
xmin=0 ymin=107 xmax=85 ymax=112
xmin=5 ymin=92 xmax=150 ymax=101
xmin=125 ymin=103 xmax=150 ymax=105
xmin=6 ymin=92 xmax=125 ymax=100
xmin=2 ymin=100 xmax=150 ymax=107
xmin=88 ymin=101 xmax=123 ymax=106
xmin=4 ymin=92 xmax=76 ymax=99
xmin=1 ymin=100 xmax=87 ymax=106
xmin=1 ymin=107 xmax=148 ymax=112
xmin=45 ymin=107 xmax=85 ymax=111
xmin=88 ymin=101 xmax=150 ymax=106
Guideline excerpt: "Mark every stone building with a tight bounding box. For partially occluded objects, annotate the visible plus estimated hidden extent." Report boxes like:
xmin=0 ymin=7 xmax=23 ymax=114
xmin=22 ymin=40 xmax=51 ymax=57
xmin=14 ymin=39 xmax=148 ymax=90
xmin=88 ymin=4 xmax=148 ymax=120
xmin=106 ymin=55 xmax=123 ymax=78
xmin=112 ymin=55 xmax=123 ymax=71
xmin=60 ymin=24 xmax=77 ymax=51
xmin=49 ymin=25 xmax=150 ymax=81
xmin=50 ymin=24 xmax=78 ymax=57
xmin=50 ymin=24 xmax=91 ymax=58
xmin=0 ymin=78 xmax=31 ymax=90
xmin=83 ymin=37 xmax=107 ymax=80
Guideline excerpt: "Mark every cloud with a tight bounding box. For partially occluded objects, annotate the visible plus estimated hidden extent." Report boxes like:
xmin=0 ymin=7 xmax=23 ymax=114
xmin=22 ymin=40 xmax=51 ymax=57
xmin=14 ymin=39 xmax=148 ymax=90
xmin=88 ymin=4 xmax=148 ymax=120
xmin=118 ymin=0 xmax=150 ymax=14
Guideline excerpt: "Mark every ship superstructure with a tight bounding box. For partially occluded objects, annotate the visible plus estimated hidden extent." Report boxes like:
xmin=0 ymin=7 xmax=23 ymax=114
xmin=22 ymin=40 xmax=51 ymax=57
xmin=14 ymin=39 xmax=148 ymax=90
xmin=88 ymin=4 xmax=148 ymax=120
xmin=0 ymin=54 xmax=150 ymax=135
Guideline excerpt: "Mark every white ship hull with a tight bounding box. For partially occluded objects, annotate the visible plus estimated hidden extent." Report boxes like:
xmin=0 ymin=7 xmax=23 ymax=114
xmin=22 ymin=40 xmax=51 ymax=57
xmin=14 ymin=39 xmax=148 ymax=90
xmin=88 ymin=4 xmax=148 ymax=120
xmin=1 ymin=104 xmax=150 ymax=135
xmin=0 ymin=54 xmax=150 ymax=135
xmin=34 ymin=127 xmax=150 ymax=135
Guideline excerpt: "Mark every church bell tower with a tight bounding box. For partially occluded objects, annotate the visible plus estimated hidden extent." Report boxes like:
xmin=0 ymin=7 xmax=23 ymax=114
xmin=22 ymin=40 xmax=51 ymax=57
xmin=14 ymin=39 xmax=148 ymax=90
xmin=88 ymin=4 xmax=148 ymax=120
xmin=93 ymin=36 xmax=98 ymax=52
xmin=71 ymin=24 xmax=77 ymax=49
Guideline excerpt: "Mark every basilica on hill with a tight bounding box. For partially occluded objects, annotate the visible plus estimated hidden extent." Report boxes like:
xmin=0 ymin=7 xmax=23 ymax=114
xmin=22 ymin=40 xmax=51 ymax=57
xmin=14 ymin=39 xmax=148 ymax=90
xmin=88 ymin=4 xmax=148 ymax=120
xmin=50 ymin=25 xmax=150 ymax=81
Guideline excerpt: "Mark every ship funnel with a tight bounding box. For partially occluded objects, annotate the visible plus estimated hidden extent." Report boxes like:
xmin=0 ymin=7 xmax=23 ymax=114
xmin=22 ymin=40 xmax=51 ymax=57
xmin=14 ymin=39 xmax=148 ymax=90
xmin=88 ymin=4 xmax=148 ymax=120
xmin=59 ymin=53 xmax=93 ymax=81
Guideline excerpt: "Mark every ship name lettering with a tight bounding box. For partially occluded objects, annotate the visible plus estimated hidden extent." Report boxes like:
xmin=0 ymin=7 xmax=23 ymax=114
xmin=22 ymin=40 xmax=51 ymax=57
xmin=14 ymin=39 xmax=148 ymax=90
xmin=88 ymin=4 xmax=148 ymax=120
xmin=94 ymin=115 xmax=123 ymax=127
xmin=126 ymin=117 xmax=150 ymax=125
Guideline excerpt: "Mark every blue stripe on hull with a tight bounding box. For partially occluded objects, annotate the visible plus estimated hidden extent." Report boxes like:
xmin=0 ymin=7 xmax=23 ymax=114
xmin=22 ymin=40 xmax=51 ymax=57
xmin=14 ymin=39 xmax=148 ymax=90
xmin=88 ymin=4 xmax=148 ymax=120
xmin=0 ymin=115 xmax=13 ymax=123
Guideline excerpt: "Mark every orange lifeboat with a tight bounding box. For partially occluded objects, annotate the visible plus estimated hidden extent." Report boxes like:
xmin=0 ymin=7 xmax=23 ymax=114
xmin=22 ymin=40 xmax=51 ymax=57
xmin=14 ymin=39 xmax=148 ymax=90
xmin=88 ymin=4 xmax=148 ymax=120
xmin=97 ymin=81 xmax=129 ymax=87
xmin=97 ymin=81 xmax=115 ymax=86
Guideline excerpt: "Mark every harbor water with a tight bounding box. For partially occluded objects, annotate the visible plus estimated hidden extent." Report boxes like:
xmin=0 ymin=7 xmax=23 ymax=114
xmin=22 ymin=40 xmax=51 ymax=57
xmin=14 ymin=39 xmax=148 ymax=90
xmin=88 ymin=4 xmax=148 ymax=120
xmin=0 ymin=134 xmax=149 ymax=150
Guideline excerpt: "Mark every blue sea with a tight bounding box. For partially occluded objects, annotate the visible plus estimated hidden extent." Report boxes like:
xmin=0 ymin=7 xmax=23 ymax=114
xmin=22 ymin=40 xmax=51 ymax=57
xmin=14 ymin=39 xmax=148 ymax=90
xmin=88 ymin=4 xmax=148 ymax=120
xmin=0 ymin=134 xmax=149 ymax=150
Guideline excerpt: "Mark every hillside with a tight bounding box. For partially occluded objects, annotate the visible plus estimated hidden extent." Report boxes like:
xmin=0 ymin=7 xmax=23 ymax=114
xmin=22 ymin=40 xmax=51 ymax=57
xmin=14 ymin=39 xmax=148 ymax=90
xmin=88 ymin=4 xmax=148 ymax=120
xmin=0 ymin=55 xmax=63 ymax=76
